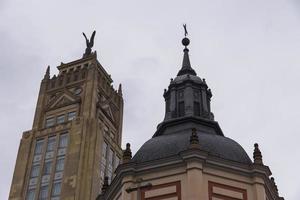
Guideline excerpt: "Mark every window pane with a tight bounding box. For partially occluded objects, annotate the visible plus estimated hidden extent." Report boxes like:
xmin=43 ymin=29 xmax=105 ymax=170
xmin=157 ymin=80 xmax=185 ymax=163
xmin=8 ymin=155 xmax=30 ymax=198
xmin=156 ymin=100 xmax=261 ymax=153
xmin=35 ymin=140 xmax=44 ymax=155
xmin=52 ymin=182 xmax=62 ymax=196
xmin=47 ymin=137 xmax=56 ymax=152
xmin=59 ymin=134 xmax=68 ymax=148
xmin=67 ymin=112 xmax=76 ymax=121
xmin=56 ymin=115 xmax=65 ymax=124
xmin=43 ymin=161 xmax=52 ymax=175
xmin=26 ymin=189 xmax=35 ymax=200
xmin=56 ymin=158 xmax=65 ymax=172
xmin=39 ymin=186 xmax=48 ymax=200
xmin=45 ymin=117 xmax=55 ymax=128
xmin=31 ymin=165 xmax=40 ymax=177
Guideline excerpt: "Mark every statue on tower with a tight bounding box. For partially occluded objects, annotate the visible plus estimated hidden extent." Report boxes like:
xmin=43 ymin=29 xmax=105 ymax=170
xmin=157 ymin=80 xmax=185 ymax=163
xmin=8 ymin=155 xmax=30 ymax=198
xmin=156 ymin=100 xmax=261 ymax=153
xmin=82 ymin=30 xmax=96 ymax=57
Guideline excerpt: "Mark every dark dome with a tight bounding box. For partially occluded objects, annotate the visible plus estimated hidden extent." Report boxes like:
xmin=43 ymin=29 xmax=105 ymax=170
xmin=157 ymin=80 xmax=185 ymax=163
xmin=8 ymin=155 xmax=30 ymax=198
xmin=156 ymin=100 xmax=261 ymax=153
xmin=132 ymin=131 xmax=252 ymax=165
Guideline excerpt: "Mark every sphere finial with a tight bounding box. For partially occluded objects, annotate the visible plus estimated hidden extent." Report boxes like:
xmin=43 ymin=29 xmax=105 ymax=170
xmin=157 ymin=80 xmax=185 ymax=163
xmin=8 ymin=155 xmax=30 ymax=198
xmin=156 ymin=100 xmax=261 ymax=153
xmin=182 ymin=24 xmax=190 ymax=48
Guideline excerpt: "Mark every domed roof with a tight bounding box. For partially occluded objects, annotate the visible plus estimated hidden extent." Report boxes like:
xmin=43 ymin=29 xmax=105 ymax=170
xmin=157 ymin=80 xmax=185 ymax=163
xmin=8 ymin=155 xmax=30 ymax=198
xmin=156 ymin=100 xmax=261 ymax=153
xmin=132 ymin=131 xmax=252 ymax=165
xmin=173 ymin=74 xmax=203 ymax=84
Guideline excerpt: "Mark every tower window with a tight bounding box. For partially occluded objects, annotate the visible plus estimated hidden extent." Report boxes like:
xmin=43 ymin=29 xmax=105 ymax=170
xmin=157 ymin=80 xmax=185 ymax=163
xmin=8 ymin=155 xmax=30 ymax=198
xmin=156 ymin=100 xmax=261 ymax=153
xmin=51 ymin=182 xmax=62 ymax=197
xmin=34 ymin=140 xmax=44 ymax=155
xmin=47 ymin=137 xmax=56 ymax=152
xmin=26 ymin=188 xmax=36 ymax=200
xmin=56 ymin=115 xmax=65 ymax=124
xmin=39 ymin=186 xmax=48 ymax=200
xmin=194 ymin=102 xmax=200 ymax=116
xmin=178 ymin=101 xmax=185 ymax=117
xmin=43 ymin=161 xmax=53 ymax=175
xmin=45 ymin=117 xmax=55 ymax=128
xmin=55 ymin=158 xmax=65 ymax=172
xmin=59 ymin=134 xmax=68 ymax=148
xmin=67 ymin=112 xmax=76 ymax=121
xmin=30 ymin=165 xmax=40 ymax=177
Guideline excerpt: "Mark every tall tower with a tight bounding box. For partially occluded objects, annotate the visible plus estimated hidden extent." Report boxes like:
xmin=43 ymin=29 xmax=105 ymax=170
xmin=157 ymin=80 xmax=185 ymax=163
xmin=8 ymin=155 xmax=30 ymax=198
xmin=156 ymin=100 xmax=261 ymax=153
xmin=98 ymin=27 xmax=284 ymax=200
xmin=9 ymin=31 xmax=123 ymax=200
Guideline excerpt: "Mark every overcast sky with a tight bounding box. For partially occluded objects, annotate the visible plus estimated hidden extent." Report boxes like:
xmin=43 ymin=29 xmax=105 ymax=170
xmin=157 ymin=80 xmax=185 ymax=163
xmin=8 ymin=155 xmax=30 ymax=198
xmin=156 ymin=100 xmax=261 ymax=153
xmin=1 ymin=0 xmax=299 ymax=199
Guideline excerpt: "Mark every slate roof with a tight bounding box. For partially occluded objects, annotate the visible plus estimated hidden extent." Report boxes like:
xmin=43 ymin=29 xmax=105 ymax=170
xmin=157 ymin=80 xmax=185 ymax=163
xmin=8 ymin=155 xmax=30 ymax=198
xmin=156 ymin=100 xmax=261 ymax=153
xmin=132 ymin=131 xmax=252 ymax=165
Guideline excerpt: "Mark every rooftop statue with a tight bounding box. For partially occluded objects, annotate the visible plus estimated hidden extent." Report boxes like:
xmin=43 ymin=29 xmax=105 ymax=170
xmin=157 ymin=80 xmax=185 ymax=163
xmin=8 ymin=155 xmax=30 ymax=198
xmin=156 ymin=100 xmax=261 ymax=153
xmin=83 ymin=30 xmax=96 ymax=57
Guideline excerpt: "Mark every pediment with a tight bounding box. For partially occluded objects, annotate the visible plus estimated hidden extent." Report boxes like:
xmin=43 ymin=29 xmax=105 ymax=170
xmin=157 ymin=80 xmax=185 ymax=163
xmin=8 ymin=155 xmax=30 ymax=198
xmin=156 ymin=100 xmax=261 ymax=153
xmin=46 ymin=91 xmax=79 ymax=110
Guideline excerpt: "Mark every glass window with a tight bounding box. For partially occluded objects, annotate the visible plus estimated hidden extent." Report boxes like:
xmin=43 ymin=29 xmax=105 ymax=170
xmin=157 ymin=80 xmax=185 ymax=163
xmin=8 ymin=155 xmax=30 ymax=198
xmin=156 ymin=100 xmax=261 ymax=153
xmin=56 ymin=158 xmax=65 ymax=172
xmin=47 ymin=137 xmax=56 ymax=152
xmin=34 ymin=140 xmax=44 ymax=155
xmin=56 ymin=115 xmax=65 ymax=124
xmin=26 ymin=188 xmax=36 ymax=200
xmin=45 ymin=117 xmax=55 ymax=128
xmin=43 ymin=161 xmax=52 ymax=175
xmin=67 ymin=112 xmax=76 ymax=121
xmin=39 ymin=186 xmax=48 ymax=200
xmin=31 ymin=165 xmax=40 ymax=177
xmin=52 ymin=182 xmax=62 ymax=196
xmin=59 ymin=134 xmax=68 ymax=148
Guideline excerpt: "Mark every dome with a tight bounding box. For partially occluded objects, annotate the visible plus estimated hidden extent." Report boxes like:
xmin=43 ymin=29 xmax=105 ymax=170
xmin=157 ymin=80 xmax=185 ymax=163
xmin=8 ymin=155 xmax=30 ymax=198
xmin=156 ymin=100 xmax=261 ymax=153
xmin=173 ymin=74 xmax=203 ymax=84
xmin=132 ymin=131 xmax=252 ymax=165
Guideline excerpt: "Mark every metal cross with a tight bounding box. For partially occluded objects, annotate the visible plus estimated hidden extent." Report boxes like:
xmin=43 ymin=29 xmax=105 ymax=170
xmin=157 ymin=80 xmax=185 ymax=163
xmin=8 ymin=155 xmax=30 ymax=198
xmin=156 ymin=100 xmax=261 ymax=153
xmin=126 ymin=178 xmax=152 ymax=200
xmin=183 ymin=24 xmax=188 ymax=37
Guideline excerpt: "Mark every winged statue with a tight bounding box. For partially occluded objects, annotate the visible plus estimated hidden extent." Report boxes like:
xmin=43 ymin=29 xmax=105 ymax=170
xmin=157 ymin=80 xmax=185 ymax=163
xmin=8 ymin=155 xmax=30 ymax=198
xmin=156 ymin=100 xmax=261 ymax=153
xmin=82 ymin=30 xmax=96 ymax=57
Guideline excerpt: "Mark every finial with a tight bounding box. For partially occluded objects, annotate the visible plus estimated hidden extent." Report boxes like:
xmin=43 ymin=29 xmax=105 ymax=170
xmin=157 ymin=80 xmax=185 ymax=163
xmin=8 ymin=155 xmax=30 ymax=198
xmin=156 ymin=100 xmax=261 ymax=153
xmin=270 ymin=177 xmax=279 ymax=195
xmin=118 ymin=83 xmax=123 ymax=96
xmin=123 ymin=143 xmax=132 ymax=163
xmin=253 ymin=143 xmax=263 ymax=165
xmin=82 ymin=30 xmax=96 ymax=58
xmin=182 ymin=24 xmax=190 ymax=49
xmin=177 ymin=24 xmax=196 ymax=76
xmin=44 ymin=66 xmax=50 ymax=80
xmin=189 ymin=128 xmax=200 ymax=149
xmin=101 ymin=176 xmax=109 ymax=194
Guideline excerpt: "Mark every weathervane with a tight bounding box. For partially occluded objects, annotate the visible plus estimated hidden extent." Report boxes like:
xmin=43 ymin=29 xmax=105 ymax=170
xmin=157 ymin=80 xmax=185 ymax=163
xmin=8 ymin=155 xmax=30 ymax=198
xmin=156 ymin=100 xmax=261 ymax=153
xmin=182 ymin=24 xmax=190 ymax=48
xmin=82 ymin=30 xmax=96 ymax=57
xmin=183 ymin=24 xmax=188 ymax=37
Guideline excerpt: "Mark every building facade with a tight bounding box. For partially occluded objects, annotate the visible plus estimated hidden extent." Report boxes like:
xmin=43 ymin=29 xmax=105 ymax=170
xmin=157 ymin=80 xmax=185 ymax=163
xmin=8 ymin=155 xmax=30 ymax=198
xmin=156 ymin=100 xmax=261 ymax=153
xmin=98 ymin=33 xmax=284 ymax=200
xmin=9 ymin=34 xmax=123 ymax=200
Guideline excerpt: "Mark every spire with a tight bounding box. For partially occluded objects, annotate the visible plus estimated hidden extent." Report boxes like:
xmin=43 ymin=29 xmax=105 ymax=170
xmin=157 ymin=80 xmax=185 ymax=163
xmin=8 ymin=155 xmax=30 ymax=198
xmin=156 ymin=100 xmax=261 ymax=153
xmin=253 ymin=143 xmax=263 ymax=165
xmin=118 ymin=83 xmax=123 ymax=96
xmin=177 ymin=24 xmax=196 ymax=76
xmin=44 ymin=66 xmax=50 ymax=80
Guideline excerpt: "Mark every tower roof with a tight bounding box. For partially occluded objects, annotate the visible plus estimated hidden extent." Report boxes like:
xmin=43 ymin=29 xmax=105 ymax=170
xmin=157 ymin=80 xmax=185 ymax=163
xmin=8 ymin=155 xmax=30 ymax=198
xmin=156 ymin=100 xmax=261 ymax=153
xmin=131 ymin=26 xmax=252 ymax=166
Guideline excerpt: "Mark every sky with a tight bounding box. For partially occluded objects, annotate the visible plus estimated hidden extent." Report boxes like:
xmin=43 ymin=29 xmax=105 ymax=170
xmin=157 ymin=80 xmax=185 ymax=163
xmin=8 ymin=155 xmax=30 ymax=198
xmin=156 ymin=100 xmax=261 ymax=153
xmin=0 ymin=0 xmax=299 ymax=199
